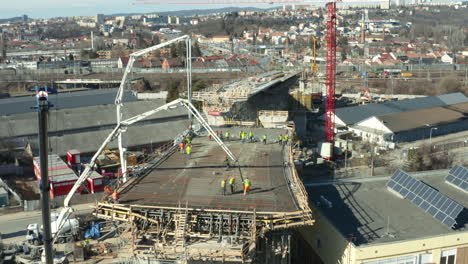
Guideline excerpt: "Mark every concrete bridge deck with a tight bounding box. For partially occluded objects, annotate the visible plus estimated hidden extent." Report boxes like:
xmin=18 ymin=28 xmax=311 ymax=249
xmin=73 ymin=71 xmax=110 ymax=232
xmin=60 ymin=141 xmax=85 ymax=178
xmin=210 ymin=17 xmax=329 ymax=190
xmin=119 ymin=135 xmax=298 ymax=212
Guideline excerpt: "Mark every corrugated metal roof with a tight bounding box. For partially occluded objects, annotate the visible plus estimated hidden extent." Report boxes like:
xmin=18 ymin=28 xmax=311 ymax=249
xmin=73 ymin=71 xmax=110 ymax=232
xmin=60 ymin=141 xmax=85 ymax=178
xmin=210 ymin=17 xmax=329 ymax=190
xmin=336 ymin=93 xmax=468 ymax=125
xmin=50 ymin=173 xmax=78 ymax=183
xmin=0 ymin=88 xmax=138 ymax=116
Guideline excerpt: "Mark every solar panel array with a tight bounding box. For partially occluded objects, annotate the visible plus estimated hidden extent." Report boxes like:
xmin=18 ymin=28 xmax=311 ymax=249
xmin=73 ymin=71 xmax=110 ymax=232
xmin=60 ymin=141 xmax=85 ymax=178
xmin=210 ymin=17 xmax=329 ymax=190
xmin=446 ymin=165 xmax=468 ymax=192
xmin=387 ymin=169 xmax=464 ymax=228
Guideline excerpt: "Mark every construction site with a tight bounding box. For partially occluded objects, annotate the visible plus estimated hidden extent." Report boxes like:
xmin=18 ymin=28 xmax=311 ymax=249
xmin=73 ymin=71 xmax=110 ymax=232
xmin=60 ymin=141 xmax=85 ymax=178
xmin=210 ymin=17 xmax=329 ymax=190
xmin=2 ymin=1 xmax=468 ymax=264
xmin=94 ymin=128 xmax=313 ymax=263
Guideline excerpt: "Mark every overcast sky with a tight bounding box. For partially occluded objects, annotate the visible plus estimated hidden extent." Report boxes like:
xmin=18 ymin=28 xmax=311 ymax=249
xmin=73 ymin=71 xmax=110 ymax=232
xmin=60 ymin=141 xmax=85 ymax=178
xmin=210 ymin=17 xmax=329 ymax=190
xmin=0 ymin=0 xmax=275 ymax=19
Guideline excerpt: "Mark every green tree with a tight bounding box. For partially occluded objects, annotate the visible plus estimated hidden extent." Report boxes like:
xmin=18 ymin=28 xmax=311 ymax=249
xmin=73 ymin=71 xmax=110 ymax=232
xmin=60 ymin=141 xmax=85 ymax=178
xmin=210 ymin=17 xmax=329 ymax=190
xmin=177 ymin=42 xmax=186 ymax=57
xmin=170 ymin=43 xmax=177 ymax=58
xmin=341 ymin=49 xmax=347 ymax=61
xmin=152 ymin=35 xmax=160 ymax=45
xmin=166 ymin=81 xmax=180 ymax=103
xmin=192 ymin=40 xmax=202 ymax=57
xmin=192 ymin=80 xmax=207 ymax=91
xmin=337 ymin=36 xmax=348 ymax=48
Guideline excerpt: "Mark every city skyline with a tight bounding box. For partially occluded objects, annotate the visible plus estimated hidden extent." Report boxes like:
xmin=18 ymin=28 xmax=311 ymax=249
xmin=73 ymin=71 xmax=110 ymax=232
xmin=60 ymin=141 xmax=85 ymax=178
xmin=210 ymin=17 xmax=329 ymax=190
xmin=0 ymin=0 xmax=274 ymax=19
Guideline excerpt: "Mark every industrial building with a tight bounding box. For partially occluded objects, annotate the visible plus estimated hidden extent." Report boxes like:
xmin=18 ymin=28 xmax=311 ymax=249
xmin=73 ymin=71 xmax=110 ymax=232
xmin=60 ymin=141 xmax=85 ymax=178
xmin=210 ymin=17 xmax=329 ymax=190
xmin=0 ymin=88 xmax=189 ymax=155
xmin=332 ymin=92 xmax=468 ymax=147
xmin=304 ymin=168 xmax=468 ymax=264
xmin=333 ymin=92 xmax=468 ymax=128
xmin=350 ymin=102 xmax=468 ymax=147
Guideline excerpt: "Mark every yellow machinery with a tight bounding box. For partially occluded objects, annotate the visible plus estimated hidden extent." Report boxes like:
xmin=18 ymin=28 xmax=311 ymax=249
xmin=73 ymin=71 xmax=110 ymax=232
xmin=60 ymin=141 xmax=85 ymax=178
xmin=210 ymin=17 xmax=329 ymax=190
xmin=311 ymin=36 xmax=318 ymax=77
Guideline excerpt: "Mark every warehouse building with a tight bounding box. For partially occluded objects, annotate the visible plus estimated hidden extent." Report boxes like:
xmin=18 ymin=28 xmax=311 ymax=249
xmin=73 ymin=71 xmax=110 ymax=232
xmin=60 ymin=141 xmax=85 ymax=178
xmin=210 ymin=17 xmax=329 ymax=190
xmin=334 ymin=92 xmax=468 ymax=128
xmin=303 ymin=168 xmax=468 ymax=264
xmin=0 ymin=89 xmax=189 ymax=155
xmin=350 ymin=102 xmax=468 ymax=148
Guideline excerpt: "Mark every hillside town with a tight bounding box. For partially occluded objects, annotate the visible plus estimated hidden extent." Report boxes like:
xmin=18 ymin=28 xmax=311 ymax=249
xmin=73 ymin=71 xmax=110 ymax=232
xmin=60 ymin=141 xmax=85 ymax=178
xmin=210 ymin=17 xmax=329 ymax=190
xmin=0 ymin=1 xmax=467 ymax=264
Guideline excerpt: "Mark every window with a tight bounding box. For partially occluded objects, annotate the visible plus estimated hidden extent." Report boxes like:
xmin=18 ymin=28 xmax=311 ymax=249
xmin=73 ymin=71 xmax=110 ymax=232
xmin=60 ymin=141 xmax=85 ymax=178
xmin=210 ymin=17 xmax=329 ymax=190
xmin=362 ymin=255 xmax=416 ymax=264
xmin=440 ymin=249 xmax=456 ymax=264
xmin=418 ymin=253 xmax=432 ymax=264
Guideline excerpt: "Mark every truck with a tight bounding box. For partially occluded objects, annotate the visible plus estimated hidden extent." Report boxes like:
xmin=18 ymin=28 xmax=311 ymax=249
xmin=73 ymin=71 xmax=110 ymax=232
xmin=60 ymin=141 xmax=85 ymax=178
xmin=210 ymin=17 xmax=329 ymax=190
xmin=26 ymin=216 xmax=80 ymax=245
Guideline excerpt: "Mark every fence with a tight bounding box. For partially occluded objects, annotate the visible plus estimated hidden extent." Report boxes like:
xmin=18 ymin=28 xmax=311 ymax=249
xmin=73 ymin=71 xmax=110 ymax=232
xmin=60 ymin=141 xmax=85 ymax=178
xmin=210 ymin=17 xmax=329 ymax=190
xmin=137 ymin=92 xmax=168 ymax=100
xmin=433 ymin=140 xmax=468 ymax=152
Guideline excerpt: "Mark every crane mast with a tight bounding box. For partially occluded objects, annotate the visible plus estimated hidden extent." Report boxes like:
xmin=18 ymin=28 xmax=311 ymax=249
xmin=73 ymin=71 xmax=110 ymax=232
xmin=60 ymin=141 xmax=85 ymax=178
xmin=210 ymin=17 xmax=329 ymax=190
xmin=325 ymin=2 xmax=336 ymax=147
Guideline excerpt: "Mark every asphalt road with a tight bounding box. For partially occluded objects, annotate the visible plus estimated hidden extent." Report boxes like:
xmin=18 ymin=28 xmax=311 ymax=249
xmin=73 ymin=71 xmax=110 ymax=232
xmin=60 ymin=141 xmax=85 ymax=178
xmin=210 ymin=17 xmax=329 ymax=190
xmin=0 ymin=203 xmax=93 ymax=244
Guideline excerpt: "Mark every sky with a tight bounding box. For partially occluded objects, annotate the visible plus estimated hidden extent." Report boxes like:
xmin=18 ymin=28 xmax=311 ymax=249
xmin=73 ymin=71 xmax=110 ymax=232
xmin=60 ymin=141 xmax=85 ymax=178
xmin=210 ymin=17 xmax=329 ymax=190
xmin=0 ymin=0 xmax=276 ymax=19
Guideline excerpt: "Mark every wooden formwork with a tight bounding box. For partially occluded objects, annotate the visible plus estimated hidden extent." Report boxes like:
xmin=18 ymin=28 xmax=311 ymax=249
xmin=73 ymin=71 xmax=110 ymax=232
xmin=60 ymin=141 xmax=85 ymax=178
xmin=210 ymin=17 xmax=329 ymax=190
xmin=93 ymin=131 xmax=314 ymax=262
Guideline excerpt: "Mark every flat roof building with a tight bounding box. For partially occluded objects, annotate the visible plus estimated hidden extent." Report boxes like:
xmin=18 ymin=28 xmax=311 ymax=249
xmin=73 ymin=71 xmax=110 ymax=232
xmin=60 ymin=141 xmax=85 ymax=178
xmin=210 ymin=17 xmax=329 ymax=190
xmin=303 ymin=169 xmax=468 ymax=264
xmin=334 ymin=93 xmax=468 ymax=127
xmin=350 ymin=102 xmax=468 ymax=147
xmin=0 ymin=89 xmax=189 ymax=154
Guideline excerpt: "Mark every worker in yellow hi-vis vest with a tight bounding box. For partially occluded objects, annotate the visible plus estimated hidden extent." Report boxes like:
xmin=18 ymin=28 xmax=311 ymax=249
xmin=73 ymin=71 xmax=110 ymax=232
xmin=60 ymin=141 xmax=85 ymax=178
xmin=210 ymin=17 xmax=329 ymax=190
xmin=229 ymin=177 xmax=236 ymax=194
xmin=185 ymin=144 xmax=192 ymax=159
xmin=221 ymin=178 xmax=227 ymax=196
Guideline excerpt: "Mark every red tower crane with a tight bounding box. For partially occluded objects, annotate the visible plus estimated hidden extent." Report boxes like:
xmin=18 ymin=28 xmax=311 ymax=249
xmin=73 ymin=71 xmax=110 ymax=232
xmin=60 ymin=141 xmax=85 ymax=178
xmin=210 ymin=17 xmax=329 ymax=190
xmin=324 ymin=2 xmax=336 ymax=145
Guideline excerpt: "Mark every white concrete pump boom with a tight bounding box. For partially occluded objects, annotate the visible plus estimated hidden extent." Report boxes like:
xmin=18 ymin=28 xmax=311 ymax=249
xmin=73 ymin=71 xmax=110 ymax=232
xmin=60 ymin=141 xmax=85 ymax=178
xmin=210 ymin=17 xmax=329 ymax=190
xmin=53 ymin=99 xmax=237 ymax=243
xmin=115 ymin=35 xmax=191 ymax=184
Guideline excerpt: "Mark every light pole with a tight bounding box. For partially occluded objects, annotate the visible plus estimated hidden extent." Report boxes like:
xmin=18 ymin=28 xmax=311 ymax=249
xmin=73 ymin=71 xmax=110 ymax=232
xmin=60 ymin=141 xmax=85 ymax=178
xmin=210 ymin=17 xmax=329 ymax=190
xmin=344 ymin=140 xmax=348 ymax=177
xmin=429 ymin=127 xmax=438 ymax=145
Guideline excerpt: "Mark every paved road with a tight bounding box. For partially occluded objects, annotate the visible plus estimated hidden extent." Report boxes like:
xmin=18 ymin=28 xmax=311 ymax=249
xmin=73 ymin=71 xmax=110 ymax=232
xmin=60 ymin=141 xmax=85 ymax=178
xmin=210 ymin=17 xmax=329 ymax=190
xmin=0 ymin=203 xmax=94 ymax=244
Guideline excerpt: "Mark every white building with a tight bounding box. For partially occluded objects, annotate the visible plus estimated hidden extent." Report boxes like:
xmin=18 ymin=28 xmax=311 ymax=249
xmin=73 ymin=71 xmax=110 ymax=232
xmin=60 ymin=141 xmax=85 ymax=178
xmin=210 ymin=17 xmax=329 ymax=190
xmin=350 ymin=102 xmax=468 ymax=148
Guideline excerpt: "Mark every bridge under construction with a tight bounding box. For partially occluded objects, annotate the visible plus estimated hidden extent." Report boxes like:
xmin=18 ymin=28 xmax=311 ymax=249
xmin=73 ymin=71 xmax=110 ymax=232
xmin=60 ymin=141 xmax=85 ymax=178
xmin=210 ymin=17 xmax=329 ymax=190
xmin=93 ymin=127 xmax=313 ymax=263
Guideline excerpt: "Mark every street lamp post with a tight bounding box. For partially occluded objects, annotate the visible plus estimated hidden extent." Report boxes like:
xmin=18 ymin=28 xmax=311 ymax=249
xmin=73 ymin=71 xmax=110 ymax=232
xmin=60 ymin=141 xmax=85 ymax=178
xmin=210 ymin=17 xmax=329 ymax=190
xmin=429 ymin=127 xmax=438 ymax=145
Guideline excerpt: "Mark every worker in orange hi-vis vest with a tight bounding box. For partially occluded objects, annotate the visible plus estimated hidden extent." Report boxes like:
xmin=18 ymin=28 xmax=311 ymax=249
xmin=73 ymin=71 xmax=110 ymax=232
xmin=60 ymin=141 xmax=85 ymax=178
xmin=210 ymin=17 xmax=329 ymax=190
xmin=104 ymin=186 xmax=112 ymax=195
xmin=179 ymin=141 xmax=185 ymax=153
xmin=243 ymin=177 xmax=251 ymax=196
xmin=112 ymin=190 xmax=120 ymax=204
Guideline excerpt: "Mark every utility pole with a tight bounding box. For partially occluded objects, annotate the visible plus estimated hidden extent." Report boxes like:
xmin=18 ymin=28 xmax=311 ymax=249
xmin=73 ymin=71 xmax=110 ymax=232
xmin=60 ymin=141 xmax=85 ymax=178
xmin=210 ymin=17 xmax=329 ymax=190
xmin=370 ymin=145 xmax=375 ymax=177
xmin=344 ymin=140 xmax=348 ymax=177
xmin=37 ymin=89 xmax=54 ymax=264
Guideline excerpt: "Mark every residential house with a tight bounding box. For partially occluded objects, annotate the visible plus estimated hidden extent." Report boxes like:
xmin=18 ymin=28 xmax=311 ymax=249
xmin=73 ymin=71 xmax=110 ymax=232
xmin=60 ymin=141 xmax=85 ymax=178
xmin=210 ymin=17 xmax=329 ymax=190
xmin=161 ymin=58 xmax=184 ymax=70
xmin=118 ymin=57 xmax=129 ymax=68
xmin=211 ymin=35 xmax=230 ymax=43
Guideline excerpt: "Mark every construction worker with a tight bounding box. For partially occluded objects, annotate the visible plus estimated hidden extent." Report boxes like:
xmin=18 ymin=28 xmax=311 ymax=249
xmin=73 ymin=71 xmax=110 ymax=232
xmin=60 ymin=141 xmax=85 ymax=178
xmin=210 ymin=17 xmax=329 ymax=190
xmin=278 ymin=134 xmax=283 ymax=145
xmin=104 ymin=186 xmax=112 ymax=195
xmin=262 ymin=134 xmax=267 ymax=145
xmin=241 ymin=131 xmax=246 ymax=143
xmin=229 ymin=177 xmax=236 ymax=194
xmin=112 ymin=190 xmax=120 ymax=204
xmin=186 ymin=136 xmax=192 ymax=145
xmin=225 ymin=156 xmax=231 ymax=169
xmin=221 ymin=178 xmax=227 ymax=196
xmin=248 ymin=130 xmax=254 ymax=143
xmin=219 ymin=130 xmax=223 ymax=140
xmin=284 ymin=133 xmax=289 ymax=145
xmin=239 ymin=130 xmax=243 ymax=140
xmin=225 ymin=131 xmax=230 ymax=141
xmin=186 ymin=144 xmax=192 ymax=159
xmin=179 ymin=141 xmax=186 ymax=153
xmin=243 ymin=177 xmax=251 ymax=196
